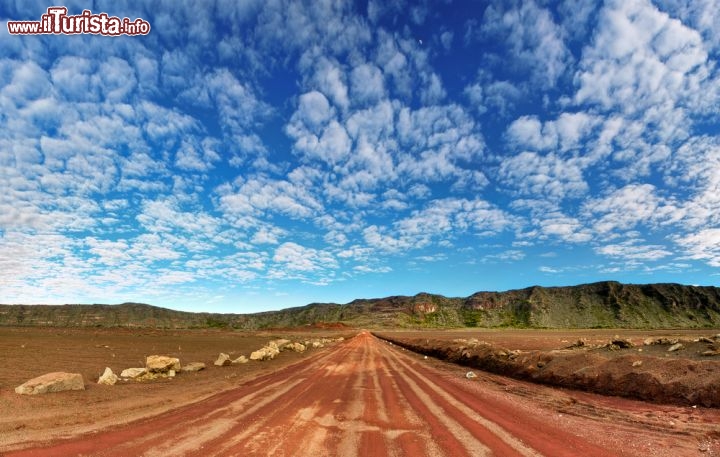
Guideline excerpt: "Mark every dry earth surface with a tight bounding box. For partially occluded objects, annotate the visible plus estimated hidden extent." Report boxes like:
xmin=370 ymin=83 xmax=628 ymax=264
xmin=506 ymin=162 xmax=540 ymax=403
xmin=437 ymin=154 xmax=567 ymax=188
xmin=1 ymin=328 xmax=719 ymax=456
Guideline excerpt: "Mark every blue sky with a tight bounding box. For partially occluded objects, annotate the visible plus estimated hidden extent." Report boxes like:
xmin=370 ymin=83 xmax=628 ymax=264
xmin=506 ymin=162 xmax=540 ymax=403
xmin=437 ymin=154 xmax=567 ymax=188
xmin=1 ymin=0 xmax=719 ymax=313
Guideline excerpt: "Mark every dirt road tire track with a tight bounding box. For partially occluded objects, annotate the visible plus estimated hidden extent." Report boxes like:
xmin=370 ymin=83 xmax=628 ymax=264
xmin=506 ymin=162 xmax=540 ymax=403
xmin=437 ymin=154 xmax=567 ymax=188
xmin=3 ymin=332 xmax=697 ymax=456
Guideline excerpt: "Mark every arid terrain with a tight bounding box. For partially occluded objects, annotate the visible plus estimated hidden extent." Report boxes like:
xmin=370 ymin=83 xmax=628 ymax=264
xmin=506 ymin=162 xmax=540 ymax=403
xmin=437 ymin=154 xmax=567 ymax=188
xmin=1 ymin=327 xmax=719 ymax=456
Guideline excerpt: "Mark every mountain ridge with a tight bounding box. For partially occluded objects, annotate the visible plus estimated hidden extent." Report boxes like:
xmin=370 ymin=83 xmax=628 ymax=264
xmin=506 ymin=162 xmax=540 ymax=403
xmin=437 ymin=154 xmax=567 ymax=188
xmin=2 ymin=281 xmax=720 ymax=329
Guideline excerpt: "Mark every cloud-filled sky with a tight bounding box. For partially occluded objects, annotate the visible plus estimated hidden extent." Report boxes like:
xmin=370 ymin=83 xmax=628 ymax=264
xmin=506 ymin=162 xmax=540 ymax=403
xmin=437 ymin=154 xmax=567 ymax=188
xmin=2 ymin=0 xmax=719 ymax=313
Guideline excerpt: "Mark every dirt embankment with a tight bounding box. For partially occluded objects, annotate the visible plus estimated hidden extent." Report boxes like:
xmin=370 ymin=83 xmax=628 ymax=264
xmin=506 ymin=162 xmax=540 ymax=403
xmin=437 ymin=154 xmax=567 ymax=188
xmin=374 ymin=333 xmax=720 ymax=407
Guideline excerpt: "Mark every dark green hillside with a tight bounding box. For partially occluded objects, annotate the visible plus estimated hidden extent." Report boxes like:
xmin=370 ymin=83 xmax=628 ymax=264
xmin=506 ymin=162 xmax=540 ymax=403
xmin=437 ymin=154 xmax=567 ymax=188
xmin=1 ymin=282 xmax=719 ymax=329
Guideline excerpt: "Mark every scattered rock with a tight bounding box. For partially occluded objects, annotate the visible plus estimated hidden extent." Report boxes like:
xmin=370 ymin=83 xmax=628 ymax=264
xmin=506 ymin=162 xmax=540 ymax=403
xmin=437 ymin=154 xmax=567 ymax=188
xmin=182 ymin=362 xmax=206 ymax=372
xmin=644 ymin=337 xmax=679 ymax=346
xmin=701 ymin=350 xmax=720 ymax=357
xmin=465 ymin=371 xmax=477 ymax=379
xmin=611 ymin=337 xmax=634 ymax=348
xmin=285 ymin=342 xmax=306 ymax=353
xmin=668 ymin=343 xmax=685 ymax=352
xmin=250 ymin=345 xmax=280 ymax=361
xmin=146 ymin=355 xmax=181 ymax=373
xmin=214 ymin=353 xmax=232 ymax=366
xmin=311 ymin=340 xmax=324 ymax=349
xmin=566 ymin=339 xmax=587 ymax=349
xmin=15 ymin=372 xmax=85 ymax=395
xmin=121 ymin=368 xmax=146 ymax=379
xmin=231 ymin=356 xmax=248 ymax=365
xmin=632 ymin=361 xmax=643 ymax=367
xmin=97 ymin=367 xmax=118 ymax=385
xmin=269 ymin=339 xmax=291 ymax=351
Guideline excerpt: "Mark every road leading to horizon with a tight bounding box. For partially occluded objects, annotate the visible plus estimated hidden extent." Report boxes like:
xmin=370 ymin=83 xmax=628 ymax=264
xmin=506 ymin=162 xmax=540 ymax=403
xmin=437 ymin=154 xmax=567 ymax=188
xmin=7 ymin=333 xmax=635 ymax=456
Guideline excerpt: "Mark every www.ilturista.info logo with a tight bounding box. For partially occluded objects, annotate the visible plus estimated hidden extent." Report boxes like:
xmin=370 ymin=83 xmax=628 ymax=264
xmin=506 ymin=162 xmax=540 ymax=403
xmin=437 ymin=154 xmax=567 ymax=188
xmin=7 ymin=7 xmax=151 ymax=36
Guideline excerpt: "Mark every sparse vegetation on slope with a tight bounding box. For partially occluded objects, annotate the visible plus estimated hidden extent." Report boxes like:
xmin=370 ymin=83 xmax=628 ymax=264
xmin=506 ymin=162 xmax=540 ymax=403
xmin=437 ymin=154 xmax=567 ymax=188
xmin=1 ymin=281 xmax=720 ymax=329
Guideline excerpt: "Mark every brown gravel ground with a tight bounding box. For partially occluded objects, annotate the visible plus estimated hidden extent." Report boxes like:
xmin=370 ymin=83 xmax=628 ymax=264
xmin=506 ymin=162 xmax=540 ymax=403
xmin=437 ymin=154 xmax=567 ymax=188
xmin=0 ymin=326 xmax=353 ymax=451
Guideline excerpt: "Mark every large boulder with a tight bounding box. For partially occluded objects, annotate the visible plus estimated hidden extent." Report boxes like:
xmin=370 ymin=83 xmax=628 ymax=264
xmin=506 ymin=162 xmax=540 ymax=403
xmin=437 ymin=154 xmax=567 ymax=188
xmin=15 ymin=372 xmax=85 ymax=395
xmin=214 ymin=353 xmax=232 ymax=366
xmin=97 ymin=367 xmax=118 ymax=385
xmin=146 ymin=355 xmax=181 ymax=373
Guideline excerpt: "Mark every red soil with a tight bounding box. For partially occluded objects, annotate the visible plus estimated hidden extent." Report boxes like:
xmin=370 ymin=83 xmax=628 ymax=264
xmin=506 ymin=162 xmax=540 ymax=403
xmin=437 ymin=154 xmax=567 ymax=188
xmin=4 ymin=332 xmax=719 ymax=456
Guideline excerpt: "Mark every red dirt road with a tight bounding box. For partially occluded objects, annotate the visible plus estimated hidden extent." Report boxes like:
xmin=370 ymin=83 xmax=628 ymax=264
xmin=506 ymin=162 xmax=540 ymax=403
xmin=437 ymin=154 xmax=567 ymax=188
xmin=6 ymin=332 xmax=715 ymax=456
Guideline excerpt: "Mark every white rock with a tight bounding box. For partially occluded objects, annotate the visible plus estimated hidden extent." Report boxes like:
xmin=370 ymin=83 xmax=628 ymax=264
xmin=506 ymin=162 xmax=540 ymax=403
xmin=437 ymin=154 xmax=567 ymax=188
xmin=182 ymin=362 xmax=206 ymax=372
xmin=214 ymin=353 xmax=232 ymax=366
xmin=286 ymin=342 xmax=306 ymax=353
xmin=250 ymin=345 xmax=280 ymax=361
xmin=668 ymin=343 xmax=684 ymax=352
xmin=98 ymin=367 xmax=118 ymax=385
xmin=146 ymin=355 xmax=181 ymax=373
xmin=16 ymin=372 xmax=85 ymax=395
xmin=465 ymin=371 xmax=477 ymax=379
xmin=233 ymin=355 xmax=248 ymax=364
xmin=121 ymin=367 xmax=147 ymax=378
xmin=269 ymin=339 xmax=291 ymax=351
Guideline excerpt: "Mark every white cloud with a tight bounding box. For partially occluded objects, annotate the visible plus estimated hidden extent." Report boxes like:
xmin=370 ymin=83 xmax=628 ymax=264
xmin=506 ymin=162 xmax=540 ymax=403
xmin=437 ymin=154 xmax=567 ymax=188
xmin=482 ymin=0 xmax=571 ymax=88
xmin=293 ymin=90 xmax=334 ymax=132
xmin=575 ymin=0 xmax=711 ymax=119
xmin=217 ymin=175 xmax=323 ymax=220
xmin=350 ymin=63 xmax=386 ymax=106
xmin=674 ymin=229 xmax=720 ymax=267
xmin=364 ymin=198 xmax=515 ymax=253
xmin=499 ymin=151 xmax=587 ymax=201
xmin=309 ymin=57 xmax=349 ymax=110
xmin=541 ymin=215 xmax=592 ymax=243
xmin=175 ymin=138 xmax=221 ymax=172
xmin=272 ymin=242 xmax=337 ymax=272
xmin=596 ymin=240 xmax=672 ymax=261
xmin=583 ymin=184 xmax=677 ymax=235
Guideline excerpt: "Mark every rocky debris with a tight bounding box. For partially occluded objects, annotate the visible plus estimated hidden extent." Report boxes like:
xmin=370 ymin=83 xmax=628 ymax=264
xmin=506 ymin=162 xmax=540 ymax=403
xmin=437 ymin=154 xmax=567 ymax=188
xmin=181 ymin=362 xmax=206 ymax=372
xmin=465 ymin=371 xmax=477 ymax=379
xmin=97 ymin=367 xmax=119 ymax=385
xmin=269 ymin=339 xmax=291 ymax=351
xmin=15 ymin=372 xmax=85 ymax=395
xmin=644 ymin=337 xmax=679 ymax=346
xmin=565 ymin=339 xmax=587 ymax=349
xmin=700 ymin=350 xmax=720 ymax=357
xmin=311 ymin=341 xmax=324 ymax=349
xmin=632 ymin=361 xmax=643 ymax=367
xmin=120 ymin=368 xmax=146 ymax=379
xmin=231 ymin=356 xmax=248 ymax=365
xmin=698 ymin=337 xmax=715 ymax=344
xmin=668 ymin=343 xmax=685 ymax=352
xmin=121 ymin=355 xmax=182 ymax=381
xmin=250 ymin=345 xmax=280 ymax=361
xmin=214 ymin=353 xmax=232 ymax=366
xmin=285 ymin=342 xmax=306 ymax=353
xmin=146 ymin=355 xmax=181 ymax=373
xmin=611 ymin=337 xmax=634 ymax=348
